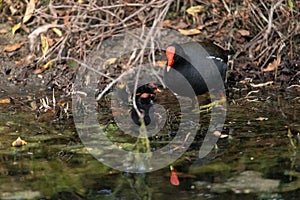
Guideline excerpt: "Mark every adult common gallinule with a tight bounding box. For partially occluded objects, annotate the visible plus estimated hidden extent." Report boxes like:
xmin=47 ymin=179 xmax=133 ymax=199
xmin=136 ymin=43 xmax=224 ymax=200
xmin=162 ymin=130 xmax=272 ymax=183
xmin=163 ymin=41 xmax=228 ymax=98
xmin=130 ymin=83 xmax=161 ymax=126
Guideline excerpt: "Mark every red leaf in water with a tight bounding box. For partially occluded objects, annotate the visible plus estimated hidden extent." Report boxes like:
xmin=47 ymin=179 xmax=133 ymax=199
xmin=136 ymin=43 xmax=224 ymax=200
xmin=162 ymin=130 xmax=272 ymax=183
xmin=170 ymin=166 xmax=180 ymax=186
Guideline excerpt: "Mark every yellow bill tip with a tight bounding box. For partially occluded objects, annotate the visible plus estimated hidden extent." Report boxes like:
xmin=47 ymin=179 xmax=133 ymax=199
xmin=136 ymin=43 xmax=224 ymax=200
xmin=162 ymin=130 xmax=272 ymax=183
xmin=166 ymin=66 xmax=171 ymax=72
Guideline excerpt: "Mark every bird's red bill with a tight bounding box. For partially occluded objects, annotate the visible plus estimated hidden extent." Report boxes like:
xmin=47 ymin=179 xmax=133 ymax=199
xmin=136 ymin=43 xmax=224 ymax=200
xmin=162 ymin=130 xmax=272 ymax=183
xmin=140 ymin=93 xmax=150 ymax=98
xmin=166 ymin=46 xmax=175 ymax=67
xmin=170 ymin=166 xmax=180 ymax=186
xmin=148 ymin=82 xmax=161 ymax=93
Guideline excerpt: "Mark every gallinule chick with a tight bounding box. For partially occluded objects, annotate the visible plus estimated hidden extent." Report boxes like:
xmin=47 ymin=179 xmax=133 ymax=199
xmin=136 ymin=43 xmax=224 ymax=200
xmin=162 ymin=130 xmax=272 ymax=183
xmin=130 ymin=83 xmax=161 ymax=126
xmin=135 ymin=82 xmax=161 ymax=101
xmin=114 ymin=82 xmax=160 ymax=105
xmin=130 ymin=92 xmax=153 ymax=126
xmin=163 ymin=41 xmax=228 ymax=99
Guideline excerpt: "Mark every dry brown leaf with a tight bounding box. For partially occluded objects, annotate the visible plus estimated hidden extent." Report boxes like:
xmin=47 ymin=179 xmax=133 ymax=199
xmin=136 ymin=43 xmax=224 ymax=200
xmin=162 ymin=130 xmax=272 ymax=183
xmin=23 ymin=0 xmax=35 ymax=23
xmin=214 ymin=29 xmax=226 ymax=37
xmin=47 ymin=37 xmax=56 ymax=47
xmin=237 ymin=29 xmax=250 ymax=36
xmin=9 ymin=4 xmax=18 ymax=15
xmin=186 ymin=5 xmax=205 ymax=16
xmin=250 ymin=81 xmax=273 ymax=88
xmin=34 ymin=59 xmax=55 ymax=74
xmin=12 ymin=23 xmax=21 ymax=35
xmin=41 ymin=34 xmax=49 ymax=58
xmin=155 ymin=60 xmax=167 ymax=68
xmin=162 ymin=20 xmax=172 ymax=27
xmin=287 ymin=128 xmax=292 ymax=138
xmin=178 ymin=28 xmax=201 ymax=36
xmin=262 ymin=56 xmax=281 ymax=72
xmin=33 ymin=68 xmax=43 ymax=75
xmin=105 ymin=58 xmax=117 ymax=65
xmin=263 ymin=60 xmax=278 ymax=72
xmin=64 ymin=15 xmax=70 ymax=28
xmin=277 ymin=74 xmax=290 ymax=82
xmin=28 ymin=24 xmax=61 ymax=51
xmin=239 ymin=78 xmax=252 ymax=84
xmin=287 ymin=0 xmax=294 ymax=10
xmin=21 ymin=23 xmax=31 ymax=34
xmin=213 ymin=130 xmax=222 ymax=137
xmin=102 ymin=58 xmax=117 ymax=69
xmin=4 ymin=42 xmax=24 ymax=52
xmin=162 ymin=19 xmax=189 ymax=30
xmin=0 ymin=29 xmax=8 ymax=34
xmin=0 ymin=98 xmax=11 ymax=104
xmin=52 ymin=28 xmax=62 ymax=37
xmin=254 ymin=43 xmax=262 ymax=53
xmin=15 ymin=54 xmax=35 ymax=66
xmin=175 ymin=21 xmax=189 ymax=29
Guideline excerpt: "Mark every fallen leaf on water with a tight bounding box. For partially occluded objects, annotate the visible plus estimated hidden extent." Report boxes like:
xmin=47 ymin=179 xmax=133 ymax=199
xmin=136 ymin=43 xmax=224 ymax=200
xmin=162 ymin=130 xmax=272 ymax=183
xmin=170 ymin=165 xmax=180 ymax=186
xmin=255 ymin=117 xmax=268 ymax=121
xmin=23 ymin=0 xmax=35 ymax=23
xmin=12 ymin=137 xmax=28 ymax=147
xmin=287 ymin=128 xmax=297 ymax=148
xmin=186 ymin=5 xmax=205 ymax=16
xmin=4 ymin=42 xmax=24 ymax=52
xmin=178 ymin=28 xmax=201 ymax=36
xmin=287 ymin=128 xmax=292 ymax=138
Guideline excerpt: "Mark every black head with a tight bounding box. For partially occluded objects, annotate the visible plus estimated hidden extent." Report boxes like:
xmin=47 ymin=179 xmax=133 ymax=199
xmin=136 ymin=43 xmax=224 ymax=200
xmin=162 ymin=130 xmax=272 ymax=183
xmin=136 ymin=82 xmax=161 ymax=100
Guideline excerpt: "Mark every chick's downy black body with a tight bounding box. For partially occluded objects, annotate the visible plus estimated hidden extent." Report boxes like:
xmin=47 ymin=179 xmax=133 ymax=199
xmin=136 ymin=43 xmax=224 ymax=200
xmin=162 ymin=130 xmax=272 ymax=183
xmin=130 ymin=83 xmax=161 ymax=126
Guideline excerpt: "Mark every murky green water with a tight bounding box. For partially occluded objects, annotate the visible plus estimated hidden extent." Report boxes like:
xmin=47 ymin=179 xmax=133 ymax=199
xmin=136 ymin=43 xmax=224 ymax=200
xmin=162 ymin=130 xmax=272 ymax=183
xmin=0 ymin=88 xmax=299 ymax=199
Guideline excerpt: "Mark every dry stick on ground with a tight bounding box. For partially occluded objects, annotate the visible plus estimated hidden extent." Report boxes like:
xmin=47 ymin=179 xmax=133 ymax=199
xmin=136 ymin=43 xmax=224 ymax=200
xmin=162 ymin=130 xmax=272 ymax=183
xmin=33 ymin=1 xmax=162 ymax=61
xmin=247 ymin=2 xmax=270 ymax=60
xmin=264 ymin=0 xmax=284 ymax=41
xmin=29 ymin=0 xmax=170 ymax=96
xmin=129 ymin=0 xmax=173 ymax=121
xmin=93 ymin=0 xmax=172 ymax=103
xmin=247 ymin=0 xmax=287 ymax=66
